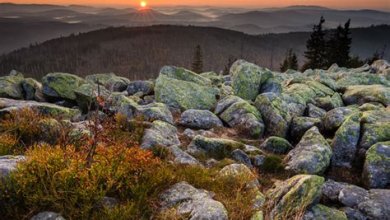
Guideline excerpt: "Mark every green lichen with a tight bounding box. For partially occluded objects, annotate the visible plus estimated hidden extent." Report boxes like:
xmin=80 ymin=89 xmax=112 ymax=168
xmin=42 ymin=72 xmax=86 ymax=100
xmin=307 ymin=204 xmax=347 ymax=220
xmin=190 ymin=135 xmax=245 ymax=159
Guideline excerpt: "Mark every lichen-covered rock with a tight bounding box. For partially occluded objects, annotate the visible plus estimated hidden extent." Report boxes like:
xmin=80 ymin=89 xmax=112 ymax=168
xmin=21 ymin=78 xmax=45 ymax=101
xmin=169 ymin=145 xmax=200 ymax=166
xmin=303 ymin=204 xmax=347 ymax=220
xmin=336 ymin=73 xmax=389 ymax=90
xmin=358 ymin=189 xmax=390 ymax=220
xmin=314 ymin=93 xmax=344 ymax=111
xmin=74 ymin=83 xmax=111 ymax=112
xmin=231 ymin=149 xmax=252 ymax=168
xmin=0 ymin=72 xmax=24 ymax=99
xmin=42 ymin=72 xmax=86 ymax=101
xmin=179 ymin=109 xmax=223 ymax=130
xmin=85 ymin=73 xmax=130 ymax=92
xmin=321 ymin=179 xmax=349 ymax=203
xmin=323 ymin=106 xmax=359 ymax=132
xmin=339 ymin=185 xmax=369 ymax=208
xmin=37 ymin=118 xmax=62 ymax=145
xmin=331 ymin=113 xmax=361 ymax=168
xmin=0 ymin=155 xmax=25 ymax=178
xmin=30 ymin=211 xmax=65 ymax=220
xmin=141 ymin=120 xmax=180 ymax=149
xmin=342 ymin=207 xmax=367 ymax=220
xmin=230 ymin=60 xmax=272 ymax=100
xmin=266 ymin=174 xmax=324 ymax=220
xmin=188 ymin=135 xmax=244 ymax=159
xmin=289 ymin=117 xmax=322 ymax=142
xmin=260 ymin=77 xmax=282 ymax=94
xmin=254 ymin=92 xmax=291 ymax=137
xmin=360 ymin=122 xmax=390 ymax=150
xmin=0 ymin=98 xmax=81 ymax=120
xmin=216 ymin=96 xmax=264 ymax=138
xmin=260 ymin=136 xmax=292 ymax=154
xmin=159 ymin=181 xmax=228 ymax=220
xmin=307 ymin=103 xmax=326 ymax=118
xmin=155 ymin=66 xmax=219 ymax=110
xmin=362 ymin=142 xmax=390 ymax=188
xmin=285 ymin=127 xmax=332 ymax=174
xmin=127 ymin=80 xmax=154 ymax=96
xmin=342 ymin=85 xmax=390 ymax=106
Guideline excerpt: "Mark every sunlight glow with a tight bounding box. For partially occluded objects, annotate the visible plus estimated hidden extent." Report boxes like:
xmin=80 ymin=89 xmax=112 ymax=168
xmin=140 ymin=1 xmax=147 ymax=8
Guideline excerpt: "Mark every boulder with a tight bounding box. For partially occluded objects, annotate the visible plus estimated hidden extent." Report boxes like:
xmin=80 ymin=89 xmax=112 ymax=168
xmin=362 ymin=142 xmax=390 ymax=188
xmin=159 ymin=181 xmax=228 ymax=220
xmin=323 ymin=106 xmax=359 ymax=132
xmin=0 ymin=155 xmax=25 ymax=178
xmin=188 ymin=135 xmax=244 ymax=159
xmin=141 ymin=120 xmax=180 ymax=149
xmin=231 ymin=149 xmax=253 ymax=168
xmin=266 ymin=174 xmax=324 ymax=219
xmin=179 ymin=109 xmax=223 ymax=130
xmin=303 ymin=204 xmax=347 ymax=220
xmin=21 ymin=78 xmax=45 ymax=101
xmin=216 ymin=96 xmax=264 ymax=138
xmin=85 ymin=73 xmax=130 ymax=92
xmin=321 ymin=179 xmax=349 ymax=203
xmin=127 ymin=80 xmax=154 ymax=96
xmin=289 ymin=117 xmax=322 ymax=142
xmin=331 ymin=113 xmax=361 ymax=168
xmin=254 ymin=92 xmax=291 ymax=137
xmin=342 ymin=207 xmax=367 ymax=220
xmin=74 ymin=83 xmax=111 ymax=112
xmin=42 ymin=72 xmax=86 ymax=101
xmin=359 ymin=122 xmax=390 ymax=150
xmin=339 ymin=185 xmax=369 ymax=208
xmin=307 ymin=103 xmax=326 ymax=118
xmin=314 ymin=93 xmax=344 ymax=111
xmin=0 ymin=98 xmax=81 ymax=120
xmin=342 ymin=85 xmax=390 ymax=106
xmin=230 ymin=60 xmax=272 ymax=100
xmin=30 ymin=212 xmax=65 ymax=220
xmin=260 ymin=136 xmax=292 ymax=154
xmin=0 ymin=72 xmax=24 ymax=99
xmin=155 ymin=66 xmax=218 ymax=110
xmin=285 ymin=127 xmax=332 ymax=174
xmin=169 ymin=145 xmax=200 ymax=166
xmin=358 ymin=189 xmax=390 ymax=220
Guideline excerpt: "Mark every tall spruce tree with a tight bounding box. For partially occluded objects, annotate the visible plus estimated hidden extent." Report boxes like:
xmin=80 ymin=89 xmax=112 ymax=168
xmin=326 ymin=19 xmax=352 ymax=67
xmin=280 ymin=49 xmax=298 ymax=72
xmin=302 ymin=16 xmax=327 ymax=70
xmin=191 ymin=45 xmax=203 ymax=73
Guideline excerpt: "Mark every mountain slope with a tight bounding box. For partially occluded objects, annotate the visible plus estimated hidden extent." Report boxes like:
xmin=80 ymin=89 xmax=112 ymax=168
xmin=0 ymin=25 xmax=389 ymax=80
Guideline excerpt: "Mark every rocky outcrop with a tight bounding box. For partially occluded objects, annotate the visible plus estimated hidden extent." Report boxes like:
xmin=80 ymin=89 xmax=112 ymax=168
xmin=179 ymin=109 xmax=223 ymax=130
xmin=362 ymin=141 xmax=390 ymax=188
xmin=188 ymin=135 xmax=244 ymax=159
xmin=85 ymin=73 xmax=130 ymax=92
xmin=42 ymin=72 xmax=86 ymax=101
xmin=141 ymin=120 xmax=180 ymax=149
xmin=0 ymin=72 xmax=24 ymax=99
xmin=342 ymin=85 xmax=390 ymax=106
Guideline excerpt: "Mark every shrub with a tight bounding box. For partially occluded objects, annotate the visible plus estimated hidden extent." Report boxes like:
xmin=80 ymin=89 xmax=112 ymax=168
xmin=262 ymin=155 xmax=284 ymax=173
xmin=0 ymin=133 xmax=18 ymax=155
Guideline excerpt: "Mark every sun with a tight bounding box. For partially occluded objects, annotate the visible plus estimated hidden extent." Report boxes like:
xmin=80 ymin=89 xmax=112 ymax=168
xmin=140 ymin=1 xmax=147 ymax=8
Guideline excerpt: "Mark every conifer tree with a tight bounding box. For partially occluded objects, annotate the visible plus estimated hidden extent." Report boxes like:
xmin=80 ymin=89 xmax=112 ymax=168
xmin=223 ymin=56 xmax=236 ymax=75
xmin=302 ymin=16 xmax=327 ymax=70
xmin=280 ymin=49 xmax=298 ymax=72
xmin=191 ymin=45 xmax=203 ymax=73
xmin=326 ymin=19 xmax=352 ymax=67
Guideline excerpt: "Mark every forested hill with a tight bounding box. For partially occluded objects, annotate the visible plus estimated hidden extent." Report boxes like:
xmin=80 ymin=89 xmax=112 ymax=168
xmin=0 ymin=25 xmax=389 ymax=80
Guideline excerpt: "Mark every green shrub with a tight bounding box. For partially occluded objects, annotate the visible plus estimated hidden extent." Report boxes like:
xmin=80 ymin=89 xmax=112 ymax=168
xmin=262 ymin=155 xmax=284 ymax=173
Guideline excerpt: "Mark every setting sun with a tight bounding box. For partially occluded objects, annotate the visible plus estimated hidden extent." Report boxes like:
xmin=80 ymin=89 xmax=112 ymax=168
xmin=140 ymin=1 xmax=147 ymax=8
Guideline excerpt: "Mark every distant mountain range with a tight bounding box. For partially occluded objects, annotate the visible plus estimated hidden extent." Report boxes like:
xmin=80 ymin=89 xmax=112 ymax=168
xmin=0 ymin=3 xmax=389 ymax=54
xmin=1 ymin=25 xmax=389 ymax=80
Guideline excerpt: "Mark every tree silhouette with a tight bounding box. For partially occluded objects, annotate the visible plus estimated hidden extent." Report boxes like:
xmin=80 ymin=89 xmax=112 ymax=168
xmin=280 ymin=49 xmax=298 ymax=72
xmin=191 ymin=45 xmax=203 ymax=73
xmin=302 ymin=16 xmax=327 ymax=70
xmin=326 ymin=19 xmax=352 ymax=67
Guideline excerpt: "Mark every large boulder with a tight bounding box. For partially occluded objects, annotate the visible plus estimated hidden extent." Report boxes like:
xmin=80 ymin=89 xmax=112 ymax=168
xmin=266 ymin=174 xmax=324 ymax=219
xmin=331 ymin=113 xmax=361 ymax=168
xmin=289 ymin=117 xmax=322 ymax=142
xmin=141 ymin=120 xmax=180 ymax=149
xmin=216 ymin=96 xmax=264 ymax=138
xmin=0 ymin=98 xmax=81 ymax=120
xmin=85 ymin=73 xmax=130 ymax=92
xmin=303 ymin=204 xmax=347 ymax=220
xmin=169 ymin=145 xmax=200 ymax=166
xmin=230 ymin=60 xmax=272 ymax=100
xmin=188 ymin=135 xmax=245 ymax=159
xmin=0 ymin=155 xmax=25 ymax=178
xmin=323 ymin=106 xmax=359 ymax=132
xmin=179 ymin=109 xmax=223 ymax=130
xmin=42 ymin=72 xmax=86 ymax=101
xmin=285 ymin=127 xmax=332 ymax=174
xmin=159 ymin=181 xmax=228 ymax=220
xmin=358 ymin=189 xmax=390 ymax=220
xmin=155 ymin=66 xmax=219 ymax=110
xmin=314 ymin=93 xmax=344 ymax=111
xmin=21 ymin=78 xmax=45 ymax=101
xmin=362 ymin=142 xmax=390 ymax=188
xmin=254 ymin=92 xmax=291 ymax=137
xmin=260 ymin=136 xmax=292 ymax=154
xmin=359 ymin=121 xmax=390 ymax=150
xmin=127 ymin=80 xmax=154 ymax=96
xmin=74 ymin=83 xmax=111 ymax=112
xmin=0 ymin=72 xmax=24 ymax=99
xmin=342 ymin=85 xmax=390 ymax=106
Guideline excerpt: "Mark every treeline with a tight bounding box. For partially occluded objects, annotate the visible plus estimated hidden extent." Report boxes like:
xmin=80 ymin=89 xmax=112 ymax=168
xmin=280 ymin=18 xmax=387 ymax=72
xmin=0 ymin=25 xmax=389 ymax=79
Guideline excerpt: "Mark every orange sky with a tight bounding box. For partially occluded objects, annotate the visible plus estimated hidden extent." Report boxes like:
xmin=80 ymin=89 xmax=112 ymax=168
xmin=4 ymin=0 xmax=390 ymax=10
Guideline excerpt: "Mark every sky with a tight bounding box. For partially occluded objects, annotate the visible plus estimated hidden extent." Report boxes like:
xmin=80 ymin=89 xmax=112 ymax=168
xmin=4 ymin=0 xmax=390 ymax=10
